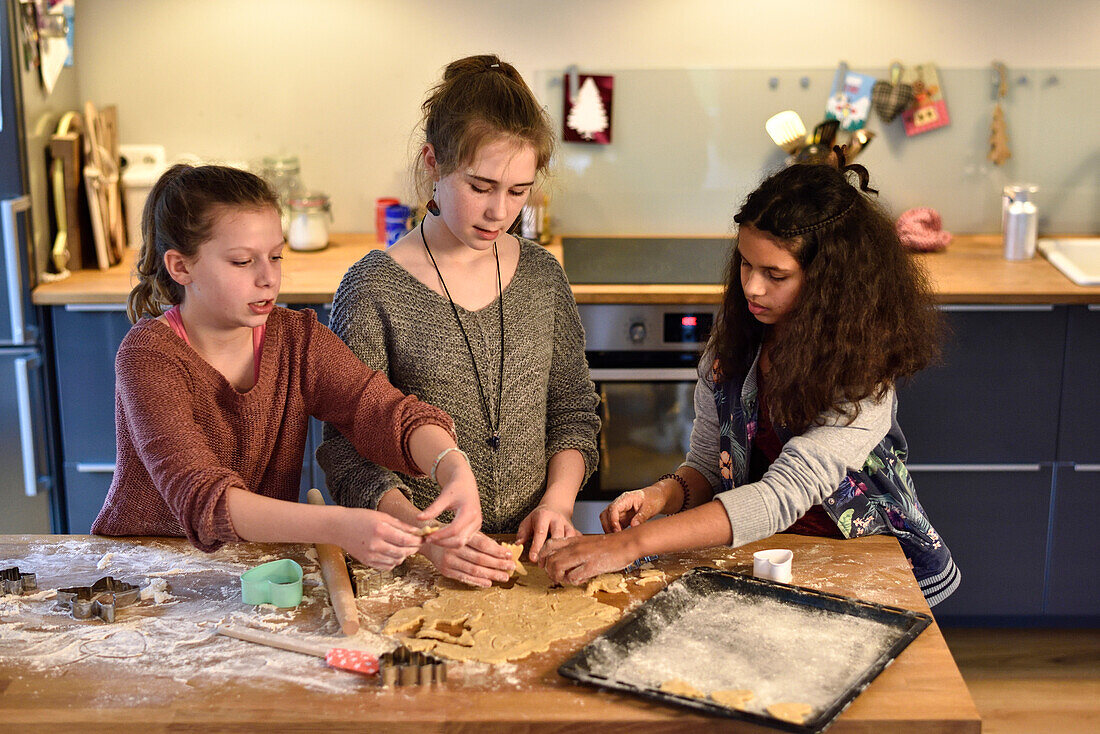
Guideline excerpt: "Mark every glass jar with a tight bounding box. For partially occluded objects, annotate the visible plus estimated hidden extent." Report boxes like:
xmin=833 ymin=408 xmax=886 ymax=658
xmin=287 ymin=192 xmax=332 ymax=252
xmin=262 ymin=155 xmax=305 ymax=234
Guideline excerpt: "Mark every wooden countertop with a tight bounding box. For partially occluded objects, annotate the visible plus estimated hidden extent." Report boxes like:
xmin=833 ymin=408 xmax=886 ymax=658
xmin=32 ymin=232 xmax=1100 ymax=306
xmin=0 ymin=533 xmax=979 ymax=733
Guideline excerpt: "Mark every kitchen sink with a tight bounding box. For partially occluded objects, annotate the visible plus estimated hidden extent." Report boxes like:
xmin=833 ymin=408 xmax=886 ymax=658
xmin=1037 ymin=238 xmax=1100 ymax=286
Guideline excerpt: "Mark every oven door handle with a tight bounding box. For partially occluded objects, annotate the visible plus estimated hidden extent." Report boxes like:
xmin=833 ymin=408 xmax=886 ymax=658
xmin=588 ymin=368 xmax=699 ymax=382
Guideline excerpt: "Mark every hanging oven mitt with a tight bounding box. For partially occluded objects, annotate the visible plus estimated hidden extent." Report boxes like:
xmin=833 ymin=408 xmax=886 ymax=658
xmin=824 ymin=61 xmax=877 ymax=131
xmin=902 ymin=63 xmax=951 ymax=136
xmin=871 ymin=62 xmax=915 ymax=123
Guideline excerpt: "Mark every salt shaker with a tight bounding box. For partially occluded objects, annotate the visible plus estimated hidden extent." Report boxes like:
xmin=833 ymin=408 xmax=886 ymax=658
xmin=1002 ymin=184 xmax=1039 ymax=260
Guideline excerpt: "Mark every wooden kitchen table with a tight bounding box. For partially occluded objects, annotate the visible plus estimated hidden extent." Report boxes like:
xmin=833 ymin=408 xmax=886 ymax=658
xmin=0 ymin=534 xmax=979 ymax=732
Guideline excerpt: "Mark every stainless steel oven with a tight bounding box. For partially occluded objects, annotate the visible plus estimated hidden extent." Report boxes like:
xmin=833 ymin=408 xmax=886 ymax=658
xmin=578 ymin=304 xmax=717 ymax=501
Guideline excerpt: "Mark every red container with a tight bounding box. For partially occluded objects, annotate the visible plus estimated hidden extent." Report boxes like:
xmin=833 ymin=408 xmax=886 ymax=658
xmin=375 ymin=198 xmax=399 ymax=243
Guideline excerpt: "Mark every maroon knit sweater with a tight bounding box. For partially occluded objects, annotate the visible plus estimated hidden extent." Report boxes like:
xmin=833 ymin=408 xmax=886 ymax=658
xmin=91 ymin=307 xmax=454 ymax=551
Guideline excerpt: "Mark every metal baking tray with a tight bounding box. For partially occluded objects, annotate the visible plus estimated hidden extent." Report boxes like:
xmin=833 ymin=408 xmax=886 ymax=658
xmin=559 ymin=568 xmax=932 ymax=733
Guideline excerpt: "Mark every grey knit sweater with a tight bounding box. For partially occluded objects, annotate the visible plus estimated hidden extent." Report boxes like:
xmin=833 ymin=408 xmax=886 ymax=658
xmin=317 ymin=238 xmax=600 ymax=532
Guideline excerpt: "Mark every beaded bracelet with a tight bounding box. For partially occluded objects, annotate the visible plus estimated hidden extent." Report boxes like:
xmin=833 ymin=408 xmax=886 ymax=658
xmin=430 ymin=446 xmax=470 ymax=485
xmin=658 ymin=472 xmax=691 ymax=513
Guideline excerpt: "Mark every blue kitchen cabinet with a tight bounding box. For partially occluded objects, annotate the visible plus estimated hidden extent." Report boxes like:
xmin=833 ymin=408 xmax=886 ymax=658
xmin=62 ymin=462 xmax=115 ymax=534
xmin=910 ymin=466 xmax=1054 ymax=621
xmin=896 ymin=306 xmax=1067 ymax=464
xmin=1047 ymin=304 xmax=1100 ymax=618
xmin=294 ymin=304 xmax=332 ymax=501
xmin=51 ymin=305 xmax=131 ymax=460
xmin=1046 ymin=465 xmax=1100 ymax=617
xmin=51 ymin=305 xmax=132 ymax=531
xmin=1057 ymin=305 xmax=1100 ymax=462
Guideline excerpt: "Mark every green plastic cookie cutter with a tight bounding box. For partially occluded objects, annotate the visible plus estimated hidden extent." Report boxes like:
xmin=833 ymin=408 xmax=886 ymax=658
xmin=240 ymin=559 xmax=303 ymax=608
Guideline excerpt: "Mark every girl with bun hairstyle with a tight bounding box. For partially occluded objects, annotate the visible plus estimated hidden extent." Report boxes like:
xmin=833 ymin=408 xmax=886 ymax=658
xmin=319 ymin=55 xmax=600 ymax=587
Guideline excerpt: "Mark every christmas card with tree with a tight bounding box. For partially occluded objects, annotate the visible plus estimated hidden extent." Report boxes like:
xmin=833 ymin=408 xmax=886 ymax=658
xmin=564 ymin=73 xmax=614 ymax=144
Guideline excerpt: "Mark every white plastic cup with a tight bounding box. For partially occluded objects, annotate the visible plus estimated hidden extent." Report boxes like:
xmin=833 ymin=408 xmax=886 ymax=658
xmin=753 ymin=549 xmax=793 ymax=584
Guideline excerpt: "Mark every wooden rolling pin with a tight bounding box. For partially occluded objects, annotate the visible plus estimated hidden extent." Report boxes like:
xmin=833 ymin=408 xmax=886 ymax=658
xmin=306 ymin=488 xmax=359 ymax=636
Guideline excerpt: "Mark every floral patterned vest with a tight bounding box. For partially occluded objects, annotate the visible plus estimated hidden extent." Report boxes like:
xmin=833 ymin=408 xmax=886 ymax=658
xmin=712 ymin=348 xmax=960 ymax=606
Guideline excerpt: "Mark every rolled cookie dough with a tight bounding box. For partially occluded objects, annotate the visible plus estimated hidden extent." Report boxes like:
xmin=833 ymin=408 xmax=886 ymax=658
xmin=711 ymin=689 xmax=754 ymax=710
xmin=659 ymin=679 xmax=706 ymax=699
xmin=382 ymin=566 xmax=619 ymax=663
xmin=767 ymin=702 xmax=813 ymax=724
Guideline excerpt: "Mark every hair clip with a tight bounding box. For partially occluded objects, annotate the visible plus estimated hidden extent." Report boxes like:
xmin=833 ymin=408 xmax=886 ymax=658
xmin=832 ymin=145 xmax=878 ymax=194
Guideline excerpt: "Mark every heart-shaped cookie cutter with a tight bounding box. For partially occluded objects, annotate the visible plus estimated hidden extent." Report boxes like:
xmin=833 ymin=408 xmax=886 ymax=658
xmin=240 ymin=559 xmax=303 ymax=608
xmin=56 ymin=576 xmax=141 ymax=622
xmin=753 ymin=549 xmax=793 ymax=584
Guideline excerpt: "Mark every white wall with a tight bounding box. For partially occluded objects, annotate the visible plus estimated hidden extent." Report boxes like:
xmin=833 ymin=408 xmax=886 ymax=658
xmin=74 ymin=0 xmax=1100 ymax=233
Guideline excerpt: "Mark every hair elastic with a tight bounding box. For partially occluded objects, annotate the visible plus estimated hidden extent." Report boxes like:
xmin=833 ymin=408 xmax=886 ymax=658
xmin=659 ymin=472 xmax=691 ymax=513
xmin=430 ymin=446 xmax=469 ymax=485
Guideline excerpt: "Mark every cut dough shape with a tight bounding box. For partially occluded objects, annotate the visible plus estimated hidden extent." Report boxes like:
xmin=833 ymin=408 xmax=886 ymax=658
xmin=585 ymin=573 xmax=628 ymax=595
xmin=767 ymin=702 xmax=813 ymax=724
xmin=499 ymin=542 xmax=527 ymax=576
xmin=414 ymin=524 xmax=441 ymax=537
xmin=634 ymin=569 xmax=666 ymax=586
xmin=382 ymin=565 xmax=620 ymax=663
xmin=711 ymin=689 xmax=754 ymax=710
xmin=382 ymin=607 xmax=425 ymax=636
xmin=659 ymin=679 xmax=706 ymax=699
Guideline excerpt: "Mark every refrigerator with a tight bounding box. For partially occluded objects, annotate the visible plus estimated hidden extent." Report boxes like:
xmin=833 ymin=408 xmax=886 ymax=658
xmin=1 ymin=0 xmax=80 ymax=533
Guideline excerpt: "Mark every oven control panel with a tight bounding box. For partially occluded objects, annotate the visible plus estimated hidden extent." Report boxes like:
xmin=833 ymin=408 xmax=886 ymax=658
xmin=578 ymin=304 xmax=718 ymax=351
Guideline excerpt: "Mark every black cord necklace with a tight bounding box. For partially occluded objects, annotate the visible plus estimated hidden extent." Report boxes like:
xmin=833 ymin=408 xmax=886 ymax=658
xmin=420 ymin=218 xmax=504 ymax=451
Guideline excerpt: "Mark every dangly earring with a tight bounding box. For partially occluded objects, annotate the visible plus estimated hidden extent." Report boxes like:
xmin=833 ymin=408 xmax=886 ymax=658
xmin=426 ymin=185 xmax=441 ymax=217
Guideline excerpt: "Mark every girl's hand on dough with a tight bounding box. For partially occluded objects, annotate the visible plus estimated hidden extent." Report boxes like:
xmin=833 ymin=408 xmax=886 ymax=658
xmin=516 ymin=505 xmax=579 ymax=562
xmin=417 ymin=456 xmax=482 ymax=548
xmin=420 ymin=532 xmax=515 ymax=588
xmin=538 ymin=532 xmax=637 ymax=586
xmin=600 ymin=486 xmax=668 ymax=533
xmin=340 ymin=509 xmax=423 ymax=570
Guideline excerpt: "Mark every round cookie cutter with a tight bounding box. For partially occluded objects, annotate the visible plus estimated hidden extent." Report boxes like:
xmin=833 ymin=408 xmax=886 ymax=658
xmin=240 ymin=559 xmax=303 ymax=608
xmin=753 ymin=548 xmax=793 ymax=584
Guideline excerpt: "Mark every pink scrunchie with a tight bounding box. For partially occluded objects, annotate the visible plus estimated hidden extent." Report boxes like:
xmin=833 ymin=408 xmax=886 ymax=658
xmin=896 ymin=207 xmax=952 ymax=252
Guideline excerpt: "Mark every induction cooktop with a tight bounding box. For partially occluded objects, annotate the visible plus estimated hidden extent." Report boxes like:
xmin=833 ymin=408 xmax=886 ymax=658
xmin=560 ymin=237 xmax=732 ymax=284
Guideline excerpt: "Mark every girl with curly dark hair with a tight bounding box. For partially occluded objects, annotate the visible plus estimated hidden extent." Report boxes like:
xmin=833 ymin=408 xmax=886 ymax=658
xmin=540 ymin=155 xmax=960 ymax=607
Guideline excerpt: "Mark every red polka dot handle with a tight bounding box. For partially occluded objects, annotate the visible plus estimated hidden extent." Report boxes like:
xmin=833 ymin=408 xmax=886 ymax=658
xmin=325 ymin=648 xmax=380 ymax=676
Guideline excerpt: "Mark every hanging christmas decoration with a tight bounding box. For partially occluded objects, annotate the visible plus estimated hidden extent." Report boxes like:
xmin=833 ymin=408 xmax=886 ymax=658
xmin=564 ymin=70 xmax=614 ymax=144
xmin=988 ymin=61 xmax=1011 ymax=166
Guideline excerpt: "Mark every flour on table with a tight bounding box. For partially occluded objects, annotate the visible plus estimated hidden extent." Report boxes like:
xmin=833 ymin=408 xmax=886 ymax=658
xmin=140 ymin=577 xmax=173 ymax=604
xmin=0 ymin=538 xmax=397 ymax=699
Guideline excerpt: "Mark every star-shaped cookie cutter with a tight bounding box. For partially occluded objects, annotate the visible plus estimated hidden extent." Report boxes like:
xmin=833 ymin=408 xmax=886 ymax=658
xmin=0 ymin=566 xmax=38 ymax=595
xmin=56 ymin=576 xmax=141 ymax=622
